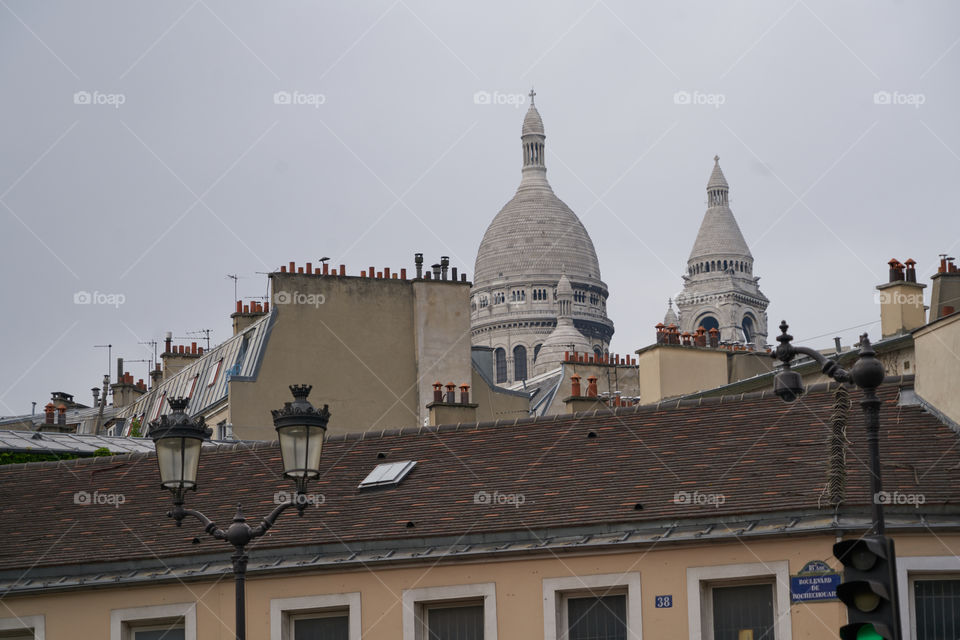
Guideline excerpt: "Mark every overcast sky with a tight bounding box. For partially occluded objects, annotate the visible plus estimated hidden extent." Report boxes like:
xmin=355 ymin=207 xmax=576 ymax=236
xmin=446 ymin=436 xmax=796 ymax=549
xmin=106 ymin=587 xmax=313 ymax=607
xmin=1 ymin=1 xmax=958 ymax=416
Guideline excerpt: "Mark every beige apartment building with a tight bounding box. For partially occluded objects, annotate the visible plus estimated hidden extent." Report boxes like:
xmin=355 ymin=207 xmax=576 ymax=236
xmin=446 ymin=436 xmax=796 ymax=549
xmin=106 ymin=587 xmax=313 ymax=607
xmin=1 ymin=378 xmax=957 ymax=640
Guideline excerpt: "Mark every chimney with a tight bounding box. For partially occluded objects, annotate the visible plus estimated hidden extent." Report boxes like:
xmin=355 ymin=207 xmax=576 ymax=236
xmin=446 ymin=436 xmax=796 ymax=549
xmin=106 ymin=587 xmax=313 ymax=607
xmin=431 ymin=263 xmax=441 ymax=280
xmin=150 ymin=363 xmax=163 ymax=388
xmin=44 ymin=403 xmax=55 ymax=425
xmin=415 ymin=253 xmax=424 ymax=279
xmin=57 ymin=406 xmax=66 ymax=426
xmin=426 ymin=382 xmax=477 ymax=425
xmin=563 ymin=373 xmax=606 ymax=414
xmin=708 ymin=327 xmax=720 ymax=348
xmin=116 ymin=357 xmax=124 ymax=382
xmin=440 ymin=256 xmax=449 ymax=280
xmin=930 ymin=254 xmax=960 ymax=320
xmin=92 ymin=386 xmax=100 ymax=406
xmin=165 ymin=331 xmax=172 ymax=354
xmin=877 ymin=258 xmax=927 ymax=337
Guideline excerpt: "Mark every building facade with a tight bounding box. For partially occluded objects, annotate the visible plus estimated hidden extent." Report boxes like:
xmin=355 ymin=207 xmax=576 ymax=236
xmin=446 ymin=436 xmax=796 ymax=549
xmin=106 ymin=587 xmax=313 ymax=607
xmin=471 ymin=93 xmax=614 ymax=385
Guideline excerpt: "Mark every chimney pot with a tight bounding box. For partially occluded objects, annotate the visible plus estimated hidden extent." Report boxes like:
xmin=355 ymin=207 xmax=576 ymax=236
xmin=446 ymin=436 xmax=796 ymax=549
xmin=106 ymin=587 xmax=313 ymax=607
xmin=264 ymin=301 xmax=269 ymax=313
xmin=461 ymin=274 xmax=467 ymax=282
xmin=586 ymin=376 xmax=598 ymax=398
xmin=280 ymin=265 xmax=287 ymax=273
xmin=401 ymin=268 xmax=407 ymax=279
xmin=339 ymin=264 xmax=346 ymax=277
xmin=44 ymin=403 xmax=55 ymax=424
xmin=451 ymin=267 xmax=458 ymax=281
xmin=445 ymin=382 xmax=456 ymax=403
xmin=433 ymin=382 xmax=443 ymax=403
xmin=384 ymin=267 xmax=391 ymax=278
xmin=322 ymin=263 xmax=329 ymax=275
xmin=459 ymin=384 xmax=470 ymax=404
xmin=570 ymin=374 xmax=582 ymax=397
xmin=191 ymin=342 xmax=197 ymax=354
xmin=289 ymin=261 xmax=296 ymax=273
xmin=306 ymin=262 xmax=312 ymax=274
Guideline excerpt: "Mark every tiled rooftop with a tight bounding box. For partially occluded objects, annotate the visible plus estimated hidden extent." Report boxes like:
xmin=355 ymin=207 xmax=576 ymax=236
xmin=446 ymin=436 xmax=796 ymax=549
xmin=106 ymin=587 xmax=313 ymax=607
xmin=0 ymin=381 xmax=956 ymax=574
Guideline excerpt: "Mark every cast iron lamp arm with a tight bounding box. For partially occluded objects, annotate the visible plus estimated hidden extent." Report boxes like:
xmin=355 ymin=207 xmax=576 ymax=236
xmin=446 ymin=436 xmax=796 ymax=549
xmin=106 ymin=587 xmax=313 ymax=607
xmin=167 ymin=503 xmax=229 ymax=540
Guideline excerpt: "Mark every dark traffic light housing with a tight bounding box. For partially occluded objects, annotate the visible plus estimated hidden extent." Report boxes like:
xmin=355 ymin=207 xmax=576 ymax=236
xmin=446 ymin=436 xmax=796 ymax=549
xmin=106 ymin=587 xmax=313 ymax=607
xmin=833 ymin=536 xmax=901 ymax=640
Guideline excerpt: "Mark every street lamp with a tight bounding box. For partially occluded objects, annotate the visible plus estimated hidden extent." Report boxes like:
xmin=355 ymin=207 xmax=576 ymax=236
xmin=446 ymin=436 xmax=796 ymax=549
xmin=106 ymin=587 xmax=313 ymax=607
xmin=150 ymin=385 xmax=330 ymax=640
xmin=772 ymin=321 xmax=901 ymax=639
xmin=771 ymin=320 xmax=887 ymax=532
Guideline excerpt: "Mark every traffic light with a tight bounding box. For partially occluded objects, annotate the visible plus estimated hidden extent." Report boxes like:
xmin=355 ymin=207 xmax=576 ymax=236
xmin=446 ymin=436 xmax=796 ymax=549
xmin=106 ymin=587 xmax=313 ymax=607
xmin=833 ymin=536 xmax=901 ymax=640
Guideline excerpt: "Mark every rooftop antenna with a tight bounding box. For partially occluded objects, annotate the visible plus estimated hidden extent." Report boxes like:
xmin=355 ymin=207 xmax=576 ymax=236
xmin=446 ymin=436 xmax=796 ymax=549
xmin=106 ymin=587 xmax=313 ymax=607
xmin=183 ymin=329 xmax=213 ymax=350
xmin=138 ymin=339 xmax=158 ymax=371
xmin=93 ymin=344 xmax=112 ymax=384
xmin=226 ymin=274 xmax=242 ymax=303
xmin=318 ymin=257 xmax=330 ymax=264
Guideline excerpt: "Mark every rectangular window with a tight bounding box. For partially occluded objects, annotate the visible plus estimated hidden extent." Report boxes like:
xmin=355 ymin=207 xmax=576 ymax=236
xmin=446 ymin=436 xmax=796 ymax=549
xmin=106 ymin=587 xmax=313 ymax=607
xmin=914 ymin=579 xmax=960 ymax=640
xmin=152 ymin=392 xmax=166 ymax=421
xmin=130 ymin=625 xmax=185 ymax=640
xmin=566 ymin=593 xmax=627 ymax=640
xmin=423 ymin=602 xmax=483 ymax=640
xmin=687 ymin=562 xmax=791 ymax=640
xmin=207 ymin=359 xmax=223 ymax=387
xmin=543 ymin=574 xmax=641 ymax=640
xmin=710 ymin=583 xmax=774 ymax=640
xmin=111 ymin=603 xmax=195 ymax=640
xmin=291 ymin=611 xmax=349 ymax=640
xmin=270 ymin=593 xmax=360 ymax=640
xmin=0 ymin=616 xmax=44 ymax=640
xmin=402 ymin=584 xmax=497 ymax=640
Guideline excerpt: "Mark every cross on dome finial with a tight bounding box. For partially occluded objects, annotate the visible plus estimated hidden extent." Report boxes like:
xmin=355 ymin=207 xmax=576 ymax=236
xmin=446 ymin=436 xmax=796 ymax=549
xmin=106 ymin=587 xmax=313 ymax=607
xmin=714 ymin=155 xmax=720 ymax=164
xmin=529 ymin=88 xmax=536 ymax=105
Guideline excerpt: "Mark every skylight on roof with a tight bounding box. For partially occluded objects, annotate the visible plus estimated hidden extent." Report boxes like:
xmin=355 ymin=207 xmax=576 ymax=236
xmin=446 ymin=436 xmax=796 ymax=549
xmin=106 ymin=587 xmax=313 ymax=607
xmin=358 ymin=460 xmax=416 ymax=489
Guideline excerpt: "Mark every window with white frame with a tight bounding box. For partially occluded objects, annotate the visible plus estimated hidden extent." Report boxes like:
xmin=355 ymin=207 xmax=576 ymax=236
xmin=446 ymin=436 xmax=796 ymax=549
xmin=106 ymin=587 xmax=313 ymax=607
xmin=269 ymin=593 xmax=361 ymax=640
xmin=402 ymin=583 xmax=497 ymax=640
xmin=542 ymin=573 xmax=641 ymax=640
xmin=110 ymin=603 xmax=196 ymax=640
xmin=896 ymin=555 xmax=960 ymax=640
xmin=0 ymin=615 xmax=45 ymax=640
xmin=686 ymin=562 xmax=791 ymax=640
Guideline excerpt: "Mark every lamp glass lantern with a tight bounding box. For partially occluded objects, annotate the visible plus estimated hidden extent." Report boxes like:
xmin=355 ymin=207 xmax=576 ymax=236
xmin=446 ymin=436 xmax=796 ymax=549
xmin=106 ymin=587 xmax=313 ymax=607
xmin=150 ymin=397 xmax=209 ymax=494
xmin=272 ymin=385 xmax=330 ymax=484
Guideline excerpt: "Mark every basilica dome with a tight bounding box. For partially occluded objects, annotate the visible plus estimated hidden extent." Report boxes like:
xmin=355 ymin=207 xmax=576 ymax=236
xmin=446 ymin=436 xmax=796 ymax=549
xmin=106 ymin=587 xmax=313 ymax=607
xmin=470 ymin=93 xmax=614 ymax=385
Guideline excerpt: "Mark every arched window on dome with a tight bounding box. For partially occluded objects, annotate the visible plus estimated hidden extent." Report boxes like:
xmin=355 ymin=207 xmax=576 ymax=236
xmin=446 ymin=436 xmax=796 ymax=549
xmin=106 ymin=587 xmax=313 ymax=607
xmin=697 ymin=315 xmax=720 ymax=333
xmin=593 ymin=346 xmax=602 ymax=361
xmin=742 ymin=315 xmax=756 ymax=345
xmin=514 ymin=345 xmax=527 ymax=381
xmin=495 ymin=348 xmax=507 ymax=384
xmin=533 ymin=343 xmax=542 ymax=362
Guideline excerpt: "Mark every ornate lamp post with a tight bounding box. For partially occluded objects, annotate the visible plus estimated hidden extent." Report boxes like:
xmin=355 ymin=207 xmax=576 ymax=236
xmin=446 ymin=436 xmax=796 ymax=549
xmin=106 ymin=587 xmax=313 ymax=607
xmin=150 ymin=385 xmax=330 ymax=640
xmin=771 ymin=321 xmax=888 ymax=533
xmin=772 ymin=321 xmax=903 ymax=639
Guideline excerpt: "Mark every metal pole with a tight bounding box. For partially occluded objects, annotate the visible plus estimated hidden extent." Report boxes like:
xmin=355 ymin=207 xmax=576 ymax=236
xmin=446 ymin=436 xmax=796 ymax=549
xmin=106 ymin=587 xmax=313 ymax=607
xmin=232 ymin=549 xmax=248 ymax=640
xmin=861 ymin=388 xmax=886 ymax=535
